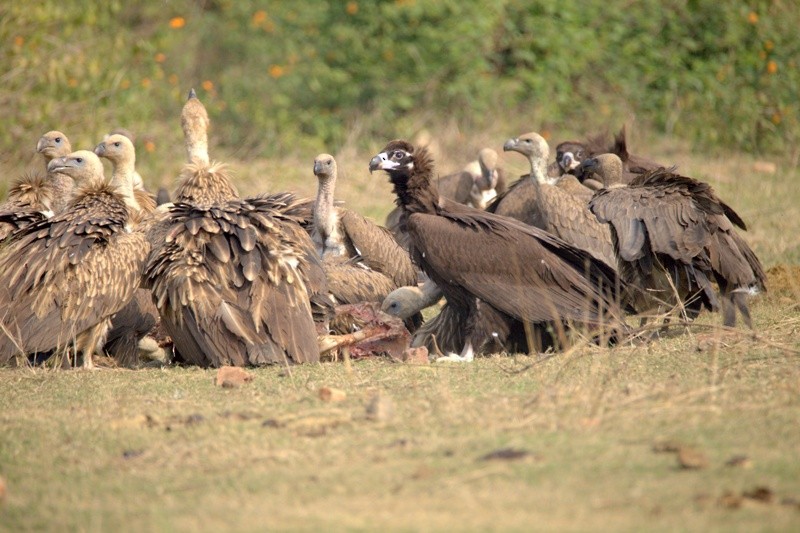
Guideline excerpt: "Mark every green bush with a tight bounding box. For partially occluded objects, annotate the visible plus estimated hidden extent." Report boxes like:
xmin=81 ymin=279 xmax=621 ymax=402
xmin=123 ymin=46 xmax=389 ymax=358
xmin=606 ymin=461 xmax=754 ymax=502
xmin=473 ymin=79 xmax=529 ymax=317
xmin=0 ymin=0 xmax=796 ymax=168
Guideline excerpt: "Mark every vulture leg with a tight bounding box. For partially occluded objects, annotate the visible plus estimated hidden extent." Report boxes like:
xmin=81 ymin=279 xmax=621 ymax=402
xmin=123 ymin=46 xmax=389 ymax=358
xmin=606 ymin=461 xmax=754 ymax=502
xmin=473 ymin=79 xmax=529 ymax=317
xmin=732 ymin=291 xmax=753 ymax=329
xmin=76 ymin=319 xmax=111 ymax=370
xmin=437 ymin=341 xmax=474 ymax=363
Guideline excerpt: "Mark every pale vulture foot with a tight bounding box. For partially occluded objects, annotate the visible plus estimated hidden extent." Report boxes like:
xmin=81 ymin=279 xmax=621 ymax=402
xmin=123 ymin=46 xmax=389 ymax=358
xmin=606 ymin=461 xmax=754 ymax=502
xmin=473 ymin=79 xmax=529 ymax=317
xmin=436 ymin=342 xmax=474 ymax=363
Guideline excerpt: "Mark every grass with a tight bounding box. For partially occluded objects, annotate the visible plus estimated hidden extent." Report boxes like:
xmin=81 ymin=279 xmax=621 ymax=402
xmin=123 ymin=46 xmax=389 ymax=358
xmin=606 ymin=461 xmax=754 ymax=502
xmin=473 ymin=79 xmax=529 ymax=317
xmin=1 ymin=128 xmax=800 ymax=530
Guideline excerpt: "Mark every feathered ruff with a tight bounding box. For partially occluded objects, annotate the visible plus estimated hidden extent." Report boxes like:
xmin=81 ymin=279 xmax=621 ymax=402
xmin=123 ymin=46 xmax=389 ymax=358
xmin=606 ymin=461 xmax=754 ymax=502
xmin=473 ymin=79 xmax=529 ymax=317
xmin=173 ymin=161 xmax=239 ymax=206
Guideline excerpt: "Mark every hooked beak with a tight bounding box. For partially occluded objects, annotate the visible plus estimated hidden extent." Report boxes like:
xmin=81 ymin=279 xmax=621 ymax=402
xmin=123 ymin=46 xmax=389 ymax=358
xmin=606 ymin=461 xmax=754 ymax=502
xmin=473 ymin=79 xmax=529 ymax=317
xmin=560 ymin=152 xmax=576 ymax=171
xmin=578 ymin=157 xmax=598 ymax=178
xmin=313 ymin=160 xmax=323 ymax=176
xmin=502 ymin=138 xmax=518 ymax=152
xmin=369 ymin=152 xmax=397 ymax=173
xmin=94 ymin=143 xmax=106 ymax=156
xmin=47 ymin=157 xmax=69 ymax=173
xmin=36 ymin=138 xmax=47 ymax=153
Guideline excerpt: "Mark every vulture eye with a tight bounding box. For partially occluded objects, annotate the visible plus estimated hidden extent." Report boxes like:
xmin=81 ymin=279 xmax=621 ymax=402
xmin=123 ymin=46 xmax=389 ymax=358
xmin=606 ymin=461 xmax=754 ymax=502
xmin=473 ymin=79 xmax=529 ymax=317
xmin=55 ymin=138 xmax=62 ymax=143
xmin=114 ymin=142 xmax=121 ymax=147
xmin=392 ymin=151 xmax=404 ymax=160
xmin=325 ymin=159 xmax=332 ymax=165
xmin=75 ymin=158 xmax=83 ymax=163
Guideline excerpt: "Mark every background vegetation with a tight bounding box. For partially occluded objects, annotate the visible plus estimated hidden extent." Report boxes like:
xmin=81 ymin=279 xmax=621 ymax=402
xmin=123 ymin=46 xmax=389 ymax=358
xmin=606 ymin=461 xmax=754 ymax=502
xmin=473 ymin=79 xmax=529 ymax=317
xmin=1 ymin=0 xmax=797 ymax=177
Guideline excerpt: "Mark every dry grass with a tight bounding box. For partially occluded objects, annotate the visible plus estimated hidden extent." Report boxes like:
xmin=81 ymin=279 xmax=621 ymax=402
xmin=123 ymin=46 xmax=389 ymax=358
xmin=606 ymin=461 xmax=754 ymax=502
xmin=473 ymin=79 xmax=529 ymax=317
xmin=1 ymin=129 xmax=800 ymax=531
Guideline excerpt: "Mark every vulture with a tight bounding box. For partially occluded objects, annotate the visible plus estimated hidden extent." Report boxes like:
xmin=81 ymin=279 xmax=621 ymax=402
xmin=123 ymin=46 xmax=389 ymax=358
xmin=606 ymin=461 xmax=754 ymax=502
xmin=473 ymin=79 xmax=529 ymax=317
xmin=311 ymin=153 xmax=417 ymax=305
xmin=0 ymin=132 xmax=76 ymax=241
xmin=369 ymin=139 xmax=628 ymax=361
xmin=94 ymin=132 xmax=161 ymax=366
xmin=385 ymin=148 xmax=504 ymax=249
xmin=143 ymin=89 xmax=327 ymax=367
xmin=0 ymin=151 xmax=148 ymax=368
xmin=94 ymin=133 xmax=156 ymax=214
xmin=586 ymin=155 xmax=766 ymax=328
xmin=488 ymin=132 xmax=617 ymax=270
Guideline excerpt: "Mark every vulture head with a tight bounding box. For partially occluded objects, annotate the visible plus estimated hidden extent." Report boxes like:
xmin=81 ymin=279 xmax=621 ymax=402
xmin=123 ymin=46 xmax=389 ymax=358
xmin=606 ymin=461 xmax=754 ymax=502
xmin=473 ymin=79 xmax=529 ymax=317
xmin=381 ymin=285 xmax=425 ymax=320
xmin=94 ymin=133 xmax=136 ymax=166
xmin=181 ymin=88 xmax=210 ymax=166
xmin=503 ymin=132 xmax=550 ymax=182
xmin=313 ymin=153 xmax=337 ymax=181
xmin=47 ymin=150 xmax=106 ymax=188
xmin=369 ymin=140 xmax=417 ymax=176
xmin=37 ymin=131 xmax=72 ymax=162
xmin=578 ymin=153 xmax=624 ymax=188
xmin=476 ymin=148 xmax=499 ymax=190
xmin=554 ymin=141 xmax=587 ymax=174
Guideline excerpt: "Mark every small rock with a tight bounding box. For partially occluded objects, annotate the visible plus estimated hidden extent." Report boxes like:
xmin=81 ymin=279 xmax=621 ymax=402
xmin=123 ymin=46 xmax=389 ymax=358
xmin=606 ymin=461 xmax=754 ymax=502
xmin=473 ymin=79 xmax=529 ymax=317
xmin=318 ymin=387 xmax=347 ymax=403
xmin=400 ymin=346 xmax=429 ymax=364
xmin=366 ymin=392 xmax=394 ymax=422
xmin=122 ymin=449 xmax=144 ymax=460
xmin=678 ymin=447 xmax=709 ymax=470
xmin=214 ymin=366 xmax=253 ymax=388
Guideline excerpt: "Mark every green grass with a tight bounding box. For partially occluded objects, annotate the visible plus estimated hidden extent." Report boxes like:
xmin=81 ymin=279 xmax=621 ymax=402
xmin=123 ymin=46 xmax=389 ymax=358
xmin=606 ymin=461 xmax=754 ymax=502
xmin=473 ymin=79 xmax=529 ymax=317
xmin=2 ymin=298 xmax=800 ymax=531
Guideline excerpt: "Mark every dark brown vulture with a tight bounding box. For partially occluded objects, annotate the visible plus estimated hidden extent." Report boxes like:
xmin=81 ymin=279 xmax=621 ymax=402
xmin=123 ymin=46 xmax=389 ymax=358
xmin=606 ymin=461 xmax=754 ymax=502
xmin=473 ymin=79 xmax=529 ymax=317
xmin=561 ymin=127 xmax=663 ymax=184
xmin=587 ymin=158 xmax=766 ymax=328
xmin=488 ymin=132 xmax=617 ymax=270
xmin=0 ymin=151 xmax=148 ymax=368
xmin=95 ymin=132 xmax=156 ymax=214
xmin=143 ymin=89 xmax=326 ymax=367
xmin=385 ymin=147 xmax=505 ymax=250
xmin=369 ymin=139 xmax=628 ymax=361
xmin=311 ymin=153 xmax=417 ymax=305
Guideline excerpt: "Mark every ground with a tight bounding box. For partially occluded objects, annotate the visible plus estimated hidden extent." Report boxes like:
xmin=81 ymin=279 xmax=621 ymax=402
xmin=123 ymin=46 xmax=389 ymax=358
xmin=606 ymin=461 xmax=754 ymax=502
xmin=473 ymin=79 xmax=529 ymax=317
xmin=1 ymin=135 xmax=799 ymax=531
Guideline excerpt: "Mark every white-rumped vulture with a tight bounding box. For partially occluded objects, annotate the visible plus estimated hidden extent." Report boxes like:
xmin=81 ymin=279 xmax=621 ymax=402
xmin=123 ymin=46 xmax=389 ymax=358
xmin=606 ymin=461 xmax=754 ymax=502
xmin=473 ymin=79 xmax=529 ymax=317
xmin=311 ymin=153 xmax=417 ymax=305
xmin=143 ymin=90 xmax=327 ymax=367
xmin=0 ymin=151 xmax=148 ymax=368
xmin=586 ymin=156 xmax=766 ymax=328
xmin=369 ymin=139 xmax=628 ymax=361
xmin=488 ymin=132 xmax=617 ymax=271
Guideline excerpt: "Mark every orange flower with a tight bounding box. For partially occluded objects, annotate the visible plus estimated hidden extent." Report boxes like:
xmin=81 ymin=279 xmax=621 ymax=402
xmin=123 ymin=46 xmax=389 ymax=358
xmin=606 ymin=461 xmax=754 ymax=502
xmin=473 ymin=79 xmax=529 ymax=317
xmin=767 ymin=60 xmax=778 ymax=74
xmin=346 ymin=1 xmax=358 ymax=14
xmin=144 ymin=140 xmax=156 ymax=153
xmin=141 ymin=77 xmax=152 ymax=88
xmin=120 ymin=79 xmax=130 ymax=89
xmin=252 ymin=10 xmax=267 ymax=25
xmin=771 ymin=112 xmax=781 ymax=125
xmin=154 ymin=52 xmax=166 ymax=63
xmin=68 ymin=78 xmax=78 ymax=88
xmin=169 ymin=16 xmax=185 ymax=29
xmin=764 ymin=40 xmax=774 ymax=51
xmin=13 ymin=36 xmax=24 ymax=47
xmin=747 ymin=11 xmax=758 ymax=24
xmin=168 ymin=74 xmax=179 ymax=85
xmin=269 ymin=64 xmax=285 ymax=78
xmin=202 ymin=80 xmax=214 ymax=91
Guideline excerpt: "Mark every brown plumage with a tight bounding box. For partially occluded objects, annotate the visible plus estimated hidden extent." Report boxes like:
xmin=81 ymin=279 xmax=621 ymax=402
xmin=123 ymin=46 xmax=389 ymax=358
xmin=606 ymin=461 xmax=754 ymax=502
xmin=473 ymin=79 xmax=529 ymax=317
xmin=563 ymin=127 xmax=662 ymax=184
xmin=588 ymin=161 xmax=766 ymax=327
xmin=369 ymin=140 xmax=628 ymax=361
xmin=488 ymin=132 xmax=617 ymax=270
xmin=386 ymin=148 xmax=505 ymax=249
xmin=0 ymin=151 xmax=148 ymax=368
xmin=1 ymin=132 xmax=76 ymax=241
xmin=143 ymin=90 xmax=325 ymax=367
xmin=95 ymin=133 xmax=156 ymax=214
xmin=312 ymin=153 xmax=417 ymax=305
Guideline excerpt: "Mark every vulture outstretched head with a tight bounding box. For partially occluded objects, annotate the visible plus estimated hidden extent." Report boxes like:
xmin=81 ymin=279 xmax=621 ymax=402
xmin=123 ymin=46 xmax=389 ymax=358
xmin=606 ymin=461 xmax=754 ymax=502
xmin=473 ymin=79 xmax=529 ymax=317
xmin=503 ymin=132 xmax=551 ymax=183
xmin=36 ymin=131 xmax=72 ymax=162
xmin=181 ymin=88 xmax=210 ymax=166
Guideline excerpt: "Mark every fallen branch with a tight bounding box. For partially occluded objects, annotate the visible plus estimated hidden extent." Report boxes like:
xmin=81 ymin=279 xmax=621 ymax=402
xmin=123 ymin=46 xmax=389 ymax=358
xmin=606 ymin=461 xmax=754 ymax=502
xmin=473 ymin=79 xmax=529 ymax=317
xmin=318 ymin=326 xmax=386 ymax=356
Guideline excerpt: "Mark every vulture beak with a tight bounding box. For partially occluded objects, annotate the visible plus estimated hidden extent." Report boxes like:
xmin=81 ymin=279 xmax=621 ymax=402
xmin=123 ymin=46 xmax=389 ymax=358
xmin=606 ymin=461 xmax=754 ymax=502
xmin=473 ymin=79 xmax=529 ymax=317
xmin=579 ymin=158 xmax=598 ymax=176
xmin=502 ymin=138 xmax=518 ymax=152
xmin=36 ymin=137 xmax=47 ymax=153
xmin=94 ymin=143 xmax=106 ymax=156
xmin=47 ymin=157 xmax=69 ymax=173
xmin=369 ymin=152 xmax=398 ymax=173
xmin=313 ymin=160 xmax=323 ymax=176
xmin=561 ymin=152 xmax=575 ymax=171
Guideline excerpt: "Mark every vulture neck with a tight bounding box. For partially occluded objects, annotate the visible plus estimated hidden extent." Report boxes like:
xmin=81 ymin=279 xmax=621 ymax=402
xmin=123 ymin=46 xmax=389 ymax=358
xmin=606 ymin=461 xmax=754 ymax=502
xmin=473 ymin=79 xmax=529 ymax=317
xmin=528 ymin=156 xmax=549 ymax=184
xmin=391 ymin=171 xmax=439 ymax=214
xmin=175 ymin=161 xmax=238 ymax=206
xmin=47 ymin=172 xmax=75 ymax=214
xmin=314 ymin=173 xmax=339 ymax=244
xmin=109 ymin=159 xmax=140 ymax=212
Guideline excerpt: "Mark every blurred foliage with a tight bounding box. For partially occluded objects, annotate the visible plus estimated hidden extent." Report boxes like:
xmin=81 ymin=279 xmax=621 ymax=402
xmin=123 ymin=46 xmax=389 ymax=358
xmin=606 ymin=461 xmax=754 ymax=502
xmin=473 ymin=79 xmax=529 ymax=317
xmin=0 ymin=0 xmax=797 ymax=169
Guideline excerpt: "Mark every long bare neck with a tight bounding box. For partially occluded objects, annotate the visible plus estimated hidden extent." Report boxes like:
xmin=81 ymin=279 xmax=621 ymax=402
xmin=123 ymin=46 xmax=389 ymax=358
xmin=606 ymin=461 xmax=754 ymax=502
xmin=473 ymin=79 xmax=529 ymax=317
xmin=48 ymin=172 xmax=76 ymax=214
xmin=109 ymin=158 xmax=139 ymax=211
xmin=314 ymin=174 xmax=338 ymax=240
xmin=529 ymin=156 xmax=549 ymax=184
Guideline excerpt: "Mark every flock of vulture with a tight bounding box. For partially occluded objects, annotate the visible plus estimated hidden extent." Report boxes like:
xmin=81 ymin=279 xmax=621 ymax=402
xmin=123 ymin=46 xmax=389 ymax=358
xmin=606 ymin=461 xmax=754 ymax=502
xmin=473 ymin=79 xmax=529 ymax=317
xmin=0 ymin=90 xmax=766 ymax=368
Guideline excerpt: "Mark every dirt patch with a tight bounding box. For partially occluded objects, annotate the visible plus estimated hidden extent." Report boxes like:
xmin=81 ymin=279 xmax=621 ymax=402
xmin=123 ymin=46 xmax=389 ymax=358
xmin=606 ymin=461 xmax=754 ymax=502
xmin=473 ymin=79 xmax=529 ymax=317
xmin=766 ymin=264 xmax=800 ymax=300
